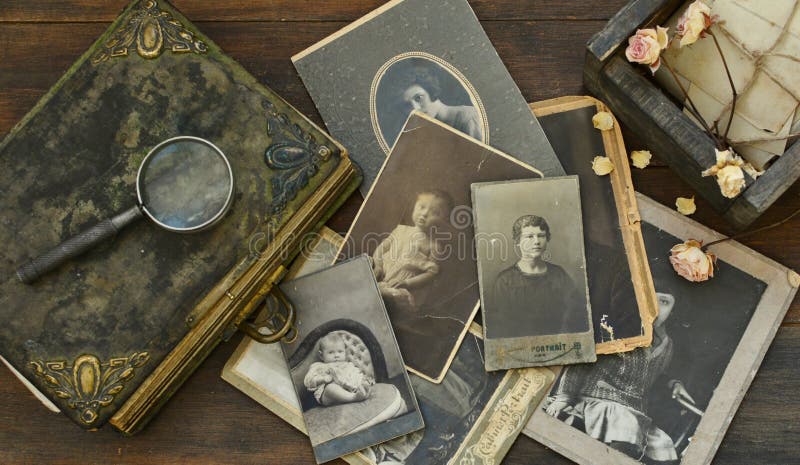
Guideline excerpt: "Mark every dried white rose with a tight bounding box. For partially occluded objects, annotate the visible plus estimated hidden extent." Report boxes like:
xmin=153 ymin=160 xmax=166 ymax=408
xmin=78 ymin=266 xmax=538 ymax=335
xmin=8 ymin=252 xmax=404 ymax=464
xmin=716 ymin=165 xmax=746 ymax=198
xmin=701 ymin=148 xmax=747 ymax=198
xmin=676 ymin=1 xmax=713 ymax=47
xmin=592 ymin=156 xmax=615 ymax=176
xmin=676 ymin=196 xmax=697 ymax=215
xmin=592 ymin=111 xmax=614 ymax=131
xmin=630 ymin=150 xmax=652 ymax=169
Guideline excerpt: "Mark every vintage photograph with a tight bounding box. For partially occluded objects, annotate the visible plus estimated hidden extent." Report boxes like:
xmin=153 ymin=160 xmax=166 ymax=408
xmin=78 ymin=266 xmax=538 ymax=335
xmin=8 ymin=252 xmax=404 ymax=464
xmin=364 ymin=330 xmax=504 ymax=464
xmin=280 ymin=255 xmax=424 ymax=464
xmin=372 ymin=53 xmax=486 ymax=152
xmin=339 ymin=112 xmax=543 ymax=383
xmin=473 ymin=177 xmax=595 ymax=370
xmin=292 ymin=0 xmax=563 ymax=192
xmin=524 ymin=195 xmax=798 ymax=465
xmin=533 ymin=98 xmax=658 ymax=353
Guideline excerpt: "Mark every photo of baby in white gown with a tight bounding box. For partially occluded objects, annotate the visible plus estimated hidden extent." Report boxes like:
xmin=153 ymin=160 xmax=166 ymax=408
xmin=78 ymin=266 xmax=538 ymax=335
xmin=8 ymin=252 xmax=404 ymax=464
xmin=304 ymin=332 xmax=374 ymax=406
xmin=372 ymin=189 xmax=454 ymax=313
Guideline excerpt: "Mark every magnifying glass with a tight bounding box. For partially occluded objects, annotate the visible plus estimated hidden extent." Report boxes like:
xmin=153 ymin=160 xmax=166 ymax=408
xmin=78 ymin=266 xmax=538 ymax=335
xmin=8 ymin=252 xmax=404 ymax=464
xmin=17 ymin=136 xmax=235 ymax=284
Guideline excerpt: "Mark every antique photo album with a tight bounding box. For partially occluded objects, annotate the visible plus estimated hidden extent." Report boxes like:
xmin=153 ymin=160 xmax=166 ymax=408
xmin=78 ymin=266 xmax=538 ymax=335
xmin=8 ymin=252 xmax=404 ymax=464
xmin=472 ymin=177 xmax=596 ymax=370
xmin=292 ymin=0 xmax=564 ymax=192
xmin=338 ymin=111 xmax=545 ymax=383
xmin=524 ymin=194 xmax=799 ymax=465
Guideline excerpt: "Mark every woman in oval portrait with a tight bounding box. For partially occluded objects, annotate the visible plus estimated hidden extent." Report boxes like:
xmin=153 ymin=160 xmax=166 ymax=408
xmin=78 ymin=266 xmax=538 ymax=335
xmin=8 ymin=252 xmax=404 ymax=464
xmin=374 ymin=56 xmax=485 ymax=150
xmin=491 ymin=214 xmax=588 ymax=336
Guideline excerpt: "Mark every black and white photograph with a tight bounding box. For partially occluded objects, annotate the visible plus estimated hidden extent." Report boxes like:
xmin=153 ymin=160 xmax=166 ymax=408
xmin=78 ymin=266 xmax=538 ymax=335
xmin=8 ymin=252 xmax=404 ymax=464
xmin=473 ymin=177 xmax=595 ymax=370
xmin=292 ymin=0 xmax=563 ymax=193
xmin=339 ymin=112 xmax=543 ymax=383
xmin=534 ymin=99 xmax=658 ymax=353
xmin=524 ymin=194 xmax=799 ymax=465
xmin=371 ymin=53 xmax=486 ymax=153
xmin=279 ymin=255 xmax=424 ymax=464
xmin=364 ymin=330 xmax=504 ymax=464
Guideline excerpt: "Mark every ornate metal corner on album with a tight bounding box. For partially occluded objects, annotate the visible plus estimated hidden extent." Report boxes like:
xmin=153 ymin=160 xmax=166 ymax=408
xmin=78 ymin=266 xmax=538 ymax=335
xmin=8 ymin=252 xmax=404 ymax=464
xmin=28 ymin=352 xmax=150 ymax=425
xmin=91 ymin=0 xmax=208 ymax=65
xmin=239 ymin=286 xmax=298 ymax=344
xmin=263 ymin=100 xmax=331 ymax=220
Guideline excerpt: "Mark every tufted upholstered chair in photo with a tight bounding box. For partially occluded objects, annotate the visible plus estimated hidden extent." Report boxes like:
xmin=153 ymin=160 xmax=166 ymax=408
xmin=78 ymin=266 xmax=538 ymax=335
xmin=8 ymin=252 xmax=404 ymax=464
xmin=288 ymin=319 xmax=408 ymax=445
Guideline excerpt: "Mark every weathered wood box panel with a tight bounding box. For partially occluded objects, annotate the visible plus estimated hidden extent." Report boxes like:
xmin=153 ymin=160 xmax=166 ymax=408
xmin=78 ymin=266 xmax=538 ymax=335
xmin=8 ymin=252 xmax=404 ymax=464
xmin=584 ymin=0 xmax=800 ymax=229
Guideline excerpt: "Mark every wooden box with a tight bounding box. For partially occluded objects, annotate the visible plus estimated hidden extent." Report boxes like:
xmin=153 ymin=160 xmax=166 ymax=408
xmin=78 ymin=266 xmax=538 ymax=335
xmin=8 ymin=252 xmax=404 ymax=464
xmin=583 ymin=0 xmax=800 ymax=229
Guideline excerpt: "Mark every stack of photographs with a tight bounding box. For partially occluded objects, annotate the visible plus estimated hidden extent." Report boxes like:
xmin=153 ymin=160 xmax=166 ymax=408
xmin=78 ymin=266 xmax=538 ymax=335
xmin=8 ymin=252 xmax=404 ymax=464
xmin=292 ymin=0 xmax=564 ymax=193
xmin=223 ymin=231 xmax=553 ymax=465
xmin=524 ymin=194 xmax=798 ymax=465
xmin=338 ymin=112 xmax=546 ymax=383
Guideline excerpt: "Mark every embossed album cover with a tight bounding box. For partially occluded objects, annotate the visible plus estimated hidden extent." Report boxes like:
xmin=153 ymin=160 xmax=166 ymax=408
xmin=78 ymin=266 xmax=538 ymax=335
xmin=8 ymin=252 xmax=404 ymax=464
xmin=0 ymin=0 xmax=360 ymax=433
xmin=292 ymin=0 xmax=564 ymax=193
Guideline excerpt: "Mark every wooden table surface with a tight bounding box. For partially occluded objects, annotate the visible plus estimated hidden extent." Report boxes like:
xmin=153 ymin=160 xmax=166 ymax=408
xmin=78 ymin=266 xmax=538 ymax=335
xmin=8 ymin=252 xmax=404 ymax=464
xmin=1 ymin=1 xmax=798 ymax=464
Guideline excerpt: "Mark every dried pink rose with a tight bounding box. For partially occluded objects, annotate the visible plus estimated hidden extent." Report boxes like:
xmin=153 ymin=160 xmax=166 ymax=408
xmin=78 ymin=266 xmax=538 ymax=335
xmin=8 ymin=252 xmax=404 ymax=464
xmin=669 ymin=239 xmax=715 ymax=282
xmin=625 ymin=26 xmax=669 ymax=74
xmin=676 ymin=1 xmax=713 ymax=47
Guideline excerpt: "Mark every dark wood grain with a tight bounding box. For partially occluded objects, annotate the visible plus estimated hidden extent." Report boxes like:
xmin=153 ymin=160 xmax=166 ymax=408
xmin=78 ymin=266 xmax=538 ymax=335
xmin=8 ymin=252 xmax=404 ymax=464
xmin=0 ymin=0 xmax=630 ymax=22
xmin=1 ymin=1 xmax=798 ymax=464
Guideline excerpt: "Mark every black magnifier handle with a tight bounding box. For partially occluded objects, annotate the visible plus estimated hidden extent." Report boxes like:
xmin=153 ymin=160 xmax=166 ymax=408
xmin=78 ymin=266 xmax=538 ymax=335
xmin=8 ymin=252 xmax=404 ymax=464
xmin=16 ymin=205 xmax=144 ymax=284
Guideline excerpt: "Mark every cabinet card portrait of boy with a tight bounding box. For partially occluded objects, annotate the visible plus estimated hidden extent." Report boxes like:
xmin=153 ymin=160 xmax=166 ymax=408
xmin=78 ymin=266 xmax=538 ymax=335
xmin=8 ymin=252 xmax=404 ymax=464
xmin=339 ymin=112 xmax=544 ymax=383
xmin=523 ymin=194 xmax=799 ymax=465
xmin=472 ymin=177 xmax=596 ymax=370
xmin=291 ymin=0 xmax=563 ymax=193
xmin=279 ymin=255 xmax=424 ymax=464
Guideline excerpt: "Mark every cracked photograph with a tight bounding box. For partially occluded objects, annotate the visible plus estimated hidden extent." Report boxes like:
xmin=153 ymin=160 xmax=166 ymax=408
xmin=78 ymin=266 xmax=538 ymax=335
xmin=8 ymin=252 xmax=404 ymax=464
xmin=339 ymin=112 xmax=543 ymax=383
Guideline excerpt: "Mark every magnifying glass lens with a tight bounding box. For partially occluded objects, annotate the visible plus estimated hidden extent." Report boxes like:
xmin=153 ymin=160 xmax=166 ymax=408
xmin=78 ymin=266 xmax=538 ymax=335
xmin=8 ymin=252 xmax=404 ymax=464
xmin=139 ymin=139 xmax=232 ymax=230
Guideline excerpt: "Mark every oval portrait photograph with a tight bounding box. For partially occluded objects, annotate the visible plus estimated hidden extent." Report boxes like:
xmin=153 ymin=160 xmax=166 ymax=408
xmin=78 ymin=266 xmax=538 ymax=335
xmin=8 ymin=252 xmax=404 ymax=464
xmin=370 ymin=53 xmax=488 ymax=153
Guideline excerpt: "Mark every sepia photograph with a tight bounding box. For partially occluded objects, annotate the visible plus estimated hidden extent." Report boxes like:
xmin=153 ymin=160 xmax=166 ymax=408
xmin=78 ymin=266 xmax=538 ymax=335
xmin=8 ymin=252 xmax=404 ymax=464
xmin=339 ymin=112 xmax=543 ymax=383
xmin=372 ymin=53 xmax=486 ymax=152
xmin=280 ymin=256 xmax=424 ymax=464
xmin=525 ymin=194 xmax=799 ymax=465
xmin=473 ymin=177 xmax=595 ymax=370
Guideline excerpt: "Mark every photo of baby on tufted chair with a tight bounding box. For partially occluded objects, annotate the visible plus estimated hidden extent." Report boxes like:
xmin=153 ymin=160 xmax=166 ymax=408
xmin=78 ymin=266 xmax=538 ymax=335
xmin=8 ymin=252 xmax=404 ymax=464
xmin=288 ymin=319 xmax=410 ymax=445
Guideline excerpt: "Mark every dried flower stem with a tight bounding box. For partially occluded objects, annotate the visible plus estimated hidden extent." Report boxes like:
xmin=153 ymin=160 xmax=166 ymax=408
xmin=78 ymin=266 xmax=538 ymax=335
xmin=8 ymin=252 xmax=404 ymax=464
xmin=707 ymin=31 xmax=738 ymax=143
xmin=661 ymin=56 xmax=720 ymax=147
xmin=705 ymin=206 xmax=800 ymax=249
xmin=730 ymin=132 xmax=800 ymax=144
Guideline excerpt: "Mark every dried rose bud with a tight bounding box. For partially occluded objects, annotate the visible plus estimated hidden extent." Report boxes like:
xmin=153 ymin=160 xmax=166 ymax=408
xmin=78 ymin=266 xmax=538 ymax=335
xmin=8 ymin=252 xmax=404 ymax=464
xmin=669 ymin=239 xmax=715 ymax=282
xmin=625 ymin=26 xmax=669 ymax=74
xmin=592 ymin=156 xmax=615 ymax=176
xmin=675 ymin=196 xmax=697 ymax=215
xmin=676 ymin=1 xmax=713 ymax=47
xmin=630 ymin=150 xmax=652 ymax=169
xmin=592 ymin=111 xmax=614 ymax=131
